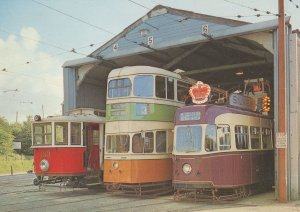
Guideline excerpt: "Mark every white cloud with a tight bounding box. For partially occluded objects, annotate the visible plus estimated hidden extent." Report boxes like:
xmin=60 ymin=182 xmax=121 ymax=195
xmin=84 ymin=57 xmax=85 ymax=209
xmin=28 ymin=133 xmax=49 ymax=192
xmin=20 ymin=27 xmax=40 ymax=50
xmin=0 ymin=27 xmax=64 ymax=122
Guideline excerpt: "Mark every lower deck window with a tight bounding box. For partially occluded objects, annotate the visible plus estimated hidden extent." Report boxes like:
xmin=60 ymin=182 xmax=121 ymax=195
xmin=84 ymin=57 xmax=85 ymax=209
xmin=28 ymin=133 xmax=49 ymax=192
xmin=71 ymin=123 xmax=81 ymax=145
xmin=33 ymin=123 xmax=52 ymax=145
xmin=235 ymin=125 xmax=249 ymax=149
xmin=205 ymin=125 xmax=218 ymax=152
xmin=132 ymin=132 xmax=154 ymax=153
xmin=250 ymin=126 xmax=261 ymax=149
xmin=106 ymin=135 xmax=130 ymax=153
xmin=262 ymin=128 xmax=273 ymax=149
xmin=218 ymin=125 xmax=231 ymax=150
xmin=55 ymin=123 xmax=68 ymax=145
xmin=156 ymin=131 xmax=166 ymax=153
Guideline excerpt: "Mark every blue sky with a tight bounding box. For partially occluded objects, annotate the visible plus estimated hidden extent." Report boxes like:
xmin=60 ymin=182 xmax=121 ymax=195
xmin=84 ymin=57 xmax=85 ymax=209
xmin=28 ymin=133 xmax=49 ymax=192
xmin=0 ymin=0 xmax=299 ymax=122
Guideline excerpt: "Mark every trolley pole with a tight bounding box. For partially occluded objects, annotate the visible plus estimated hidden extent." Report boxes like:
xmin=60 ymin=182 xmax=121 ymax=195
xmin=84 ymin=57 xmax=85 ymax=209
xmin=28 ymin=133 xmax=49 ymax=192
xmin=277 ymin=0 xmax=287 ymax=202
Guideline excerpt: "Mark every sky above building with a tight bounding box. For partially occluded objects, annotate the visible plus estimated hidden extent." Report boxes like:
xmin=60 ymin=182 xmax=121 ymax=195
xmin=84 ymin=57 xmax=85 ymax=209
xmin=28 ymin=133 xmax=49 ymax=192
xmin=0 ymin=0 xmax=299 ymax=123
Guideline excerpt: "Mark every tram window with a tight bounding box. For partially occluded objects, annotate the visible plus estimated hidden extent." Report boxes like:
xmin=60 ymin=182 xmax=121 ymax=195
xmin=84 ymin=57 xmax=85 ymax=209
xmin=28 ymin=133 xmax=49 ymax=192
xmin=33 ymin=123 xmax=52 ymax=145
xmin=235 ymin=125 xmax=249 ymax=150
xmin=156 ymin=131 xmax=166 ymax=153
xmin=167 ymin=130 xmax=174 ymax=153
xmin=71 ymin=123 xmax=81 ymax=145
xmin=250 ymin=126 xmax=261 ymax=149
xmin=132 ymin=134 xmax=143 ymax=153
xmin=134 ymin=75 xmax=153 ymax=97
xmin=177 ymin=81 xmax=190 ymax=102
xmin=106 ymin=135 xmax=129 ymax=153
xmin=132 ymin=132 xmax=154 ymax=153
xmin=144 ymin=132 xmax=154 ymax=153
xmin=108 ymin=78 xmax=131 ymax=98
xmin=92 ymin=130 xmax=99 ymax=145
xmin=262 ymin=128 xmax=273 ymax=149
xmin=55 ymin=122 xmax=68 ymax=145
xmin=205 ymin=125 xmax=218 ymax=152
xmin=155 ymin=76 xmax=166 ymax=98
xmin=176 ymin=126 xmax=202 ymax=153
xmin=218 ymin=125 xmax=231 ymax=150
xmin=167 ymin=77 xmax=174 ymax=100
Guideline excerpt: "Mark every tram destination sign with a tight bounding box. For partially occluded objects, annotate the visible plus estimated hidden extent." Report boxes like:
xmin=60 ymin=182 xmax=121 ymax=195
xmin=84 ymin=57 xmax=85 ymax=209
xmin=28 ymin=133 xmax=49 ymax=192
xmin=229 ymin=93 xmax=256 ymax=112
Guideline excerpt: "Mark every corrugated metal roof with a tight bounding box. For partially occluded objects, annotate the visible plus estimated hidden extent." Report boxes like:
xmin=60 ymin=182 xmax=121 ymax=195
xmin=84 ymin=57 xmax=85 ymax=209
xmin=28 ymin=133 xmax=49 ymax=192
xmin=89 ymin=5 xmax=249 ymax=60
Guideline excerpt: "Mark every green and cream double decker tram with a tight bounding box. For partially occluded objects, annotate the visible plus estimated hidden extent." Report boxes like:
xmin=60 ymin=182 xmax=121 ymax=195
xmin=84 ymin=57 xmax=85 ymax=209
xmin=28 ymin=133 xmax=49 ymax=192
xmin=104 ymin=66 xmax=194 ymax=195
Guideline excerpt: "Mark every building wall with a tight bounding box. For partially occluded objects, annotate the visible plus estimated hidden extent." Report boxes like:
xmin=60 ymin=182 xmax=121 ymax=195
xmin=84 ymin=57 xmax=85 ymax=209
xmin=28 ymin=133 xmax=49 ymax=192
xmin=289 ymin=32 xmax=300 ymax=200
xmin=76 ymin=81 xmax=106 ymax=111
xmin=63 ymin=67 xmax=76 ymax=114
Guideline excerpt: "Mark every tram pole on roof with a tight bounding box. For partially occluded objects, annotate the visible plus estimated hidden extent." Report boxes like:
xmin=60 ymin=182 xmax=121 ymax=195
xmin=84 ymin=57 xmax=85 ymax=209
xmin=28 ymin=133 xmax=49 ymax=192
xmin=277 ymin=0 xmax=287 ymax=202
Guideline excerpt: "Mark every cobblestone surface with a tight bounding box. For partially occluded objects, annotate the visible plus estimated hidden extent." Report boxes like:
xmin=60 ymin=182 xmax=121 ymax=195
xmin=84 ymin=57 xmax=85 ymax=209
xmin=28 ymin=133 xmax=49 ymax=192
xmin=0 ymin=174 xmax=299 ymax=212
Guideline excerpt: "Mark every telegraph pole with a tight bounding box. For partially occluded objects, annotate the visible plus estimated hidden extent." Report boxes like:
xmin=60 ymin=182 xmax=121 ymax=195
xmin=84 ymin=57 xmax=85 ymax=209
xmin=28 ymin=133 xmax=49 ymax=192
xmin=277 ymin=0 xmax=287 ymax=202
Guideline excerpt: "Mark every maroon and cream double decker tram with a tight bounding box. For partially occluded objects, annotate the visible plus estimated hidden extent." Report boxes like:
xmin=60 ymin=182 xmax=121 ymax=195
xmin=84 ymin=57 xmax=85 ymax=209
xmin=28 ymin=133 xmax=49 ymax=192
xmin=32 ymin=108 xmax=105 ymax=187
xmin=172 ymin=87 xmax=274 ymax=200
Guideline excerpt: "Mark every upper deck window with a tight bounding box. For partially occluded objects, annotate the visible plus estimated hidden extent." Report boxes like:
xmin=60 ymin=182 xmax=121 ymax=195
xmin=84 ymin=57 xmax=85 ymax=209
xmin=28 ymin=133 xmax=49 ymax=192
xmin=176 ymin=126 xmax=202 ymax=153
xmin=155 ymin=76 xmax=174 ymax=100
xmin=55 ymin=122 xmax=68 ymax=145
xmin=133 ymin=75 xmax=153 ymax=97
xmin=108 ymin=78 xmax=131 ymax=98
xmin=33 ymin=123 xmax=52 ymax=146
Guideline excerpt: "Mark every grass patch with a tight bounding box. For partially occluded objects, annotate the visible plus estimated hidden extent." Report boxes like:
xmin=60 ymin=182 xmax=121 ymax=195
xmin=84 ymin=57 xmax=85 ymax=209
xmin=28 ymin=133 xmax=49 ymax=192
xmin=0 ymin=154 xmax=33 ymax=174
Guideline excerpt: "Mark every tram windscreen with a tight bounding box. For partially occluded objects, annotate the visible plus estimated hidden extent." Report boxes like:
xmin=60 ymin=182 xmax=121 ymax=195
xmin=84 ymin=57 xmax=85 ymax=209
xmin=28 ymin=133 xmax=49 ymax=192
xmin=176 ymin=126 xmax=202 ymax=153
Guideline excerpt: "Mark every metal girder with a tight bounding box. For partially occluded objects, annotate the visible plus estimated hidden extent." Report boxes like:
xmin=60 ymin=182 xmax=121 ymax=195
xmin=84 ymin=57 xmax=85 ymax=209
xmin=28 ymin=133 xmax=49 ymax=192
xmin=221 ymin=40 xmax=273 ymax=60
xmin=162 ymin=44 xmax=203 ymax=70
xmin=182 ymin=60 xmax=272 ymax=76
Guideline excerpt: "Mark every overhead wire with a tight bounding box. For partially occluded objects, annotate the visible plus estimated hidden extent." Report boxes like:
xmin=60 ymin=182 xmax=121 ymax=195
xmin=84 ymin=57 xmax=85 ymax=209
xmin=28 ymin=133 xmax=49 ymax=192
xmin=223 ymin=0 xmax=279 ymax=16
xmin=288 ymin=0 xmax=299 ymax=8
xmin=31 ymin=0 xmax=165 ymax=56
xmin=31 ymin=0 xmax=115 ymax=36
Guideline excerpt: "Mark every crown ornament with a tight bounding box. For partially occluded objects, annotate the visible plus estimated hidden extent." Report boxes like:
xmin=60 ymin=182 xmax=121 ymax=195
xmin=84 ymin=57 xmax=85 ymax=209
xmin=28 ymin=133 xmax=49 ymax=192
xmin=189 ymin=81 xmax=211 ymax=104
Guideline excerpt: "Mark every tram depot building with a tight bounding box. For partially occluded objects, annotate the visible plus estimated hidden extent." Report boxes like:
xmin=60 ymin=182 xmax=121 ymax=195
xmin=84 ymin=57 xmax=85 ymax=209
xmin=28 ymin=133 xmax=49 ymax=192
xmin=62 ymin=5 xmax=300 ymax=200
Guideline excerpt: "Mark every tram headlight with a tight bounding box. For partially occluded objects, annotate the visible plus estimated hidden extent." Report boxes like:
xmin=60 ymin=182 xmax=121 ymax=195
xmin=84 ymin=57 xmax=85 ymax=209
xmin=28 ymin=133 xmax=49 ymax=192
xmin=112 ymin=162 xmax=119 ymax=170
xmin=182 ymin=163 xmax=192 ymax=175
xmin=39 ymin=159 xmax=49 ymax=172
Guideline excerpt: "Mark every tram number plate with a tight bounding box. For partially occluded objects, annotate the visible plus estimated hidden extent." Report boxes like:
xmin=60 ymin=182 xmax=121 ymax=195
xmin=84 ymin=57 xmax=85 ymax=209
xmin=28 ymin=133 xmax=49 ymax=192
xmin=41 ymin=151 xmax=50 ymax=158
xmin=276 ymin=132 xmax=287 ymax=148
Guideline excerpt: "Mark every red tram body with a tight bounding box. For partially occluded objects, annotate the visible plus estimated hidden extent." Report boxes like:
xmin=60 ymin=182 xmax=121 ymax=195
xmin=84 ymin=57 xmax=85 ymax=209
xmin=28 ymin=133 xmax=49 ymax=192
xmin=173 ymin=104 xmax=274 ymax=200
xmin=32 ymin=109 xmax=105 ymax=187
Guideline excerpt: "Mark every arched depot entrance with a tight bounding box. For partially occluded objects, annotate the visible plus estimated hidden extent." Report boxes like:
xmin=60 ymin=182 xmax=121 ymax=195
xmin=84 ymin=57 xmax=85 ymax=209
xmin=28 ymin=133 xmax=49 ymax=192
xmin=62 ymin=5 xmax=300 ymax=201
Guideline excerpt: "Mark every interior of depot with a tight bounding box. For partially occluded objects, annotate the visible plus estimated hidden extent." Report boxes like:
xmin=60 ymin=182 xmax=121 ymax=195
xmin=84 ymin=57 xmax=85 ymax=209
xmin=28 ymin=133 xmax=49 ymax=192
xmin=75 ymin=31 xmax=274 ymax=113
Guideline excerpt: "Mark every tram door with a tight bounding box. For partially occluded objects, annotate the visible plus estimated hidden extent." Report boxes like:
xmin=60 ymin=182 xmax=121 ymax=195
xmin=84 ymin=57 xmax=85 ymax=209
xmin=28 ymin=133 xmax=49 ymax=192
xmin=84 ymin=123 xmax=100 ymax=176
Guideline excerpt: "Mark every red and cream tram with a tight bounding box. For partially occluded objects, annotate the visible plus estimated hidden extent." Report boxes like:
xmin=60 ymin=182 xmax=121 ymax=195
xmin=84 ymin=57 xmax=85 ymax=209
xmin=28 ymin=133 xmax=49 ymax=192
xmin=173 ymin=82 xmax=274 ymax=200
xmin=32 ymin=108 xmax=105 ymax=187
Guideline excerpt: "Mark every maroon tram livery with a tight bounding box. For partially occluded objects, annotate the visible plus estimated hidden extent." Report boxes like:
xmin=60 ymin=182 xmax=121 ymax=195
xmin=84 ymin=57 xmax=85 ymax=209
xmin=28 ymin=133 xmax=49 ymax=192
xmin=32 ymin=108 xmax=105 ymax=187
xmin=172 ymin=104 xmax=274 ymax=200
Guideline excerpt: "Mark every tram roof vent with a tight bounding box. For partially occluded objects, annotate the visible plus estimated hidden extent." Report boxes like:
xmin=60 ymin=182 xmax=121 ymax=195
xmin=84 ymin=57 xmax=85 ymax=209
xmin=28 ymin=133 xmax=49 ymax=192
xmin=173 ymin=69 xmax=185 ymax=74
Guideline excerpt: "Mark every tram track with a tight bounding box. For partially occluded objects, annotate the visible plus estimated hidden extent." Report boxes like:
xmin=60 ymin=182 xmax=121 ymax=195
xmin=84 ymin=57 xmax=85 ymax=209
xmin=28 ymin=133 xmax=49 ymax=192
xmin=3 ymin=191 xmax=135 ymax=212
